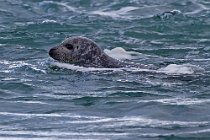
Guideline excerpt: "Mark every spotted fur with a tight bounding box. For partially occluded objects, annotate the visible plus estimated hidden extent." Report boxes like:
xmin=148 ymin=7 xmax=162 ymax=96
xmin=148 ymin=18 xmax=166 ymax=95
xmin=49 ymin=36 xmax=124 ymax=68
xmin=49 ymin=36 xmax=157 ymax=69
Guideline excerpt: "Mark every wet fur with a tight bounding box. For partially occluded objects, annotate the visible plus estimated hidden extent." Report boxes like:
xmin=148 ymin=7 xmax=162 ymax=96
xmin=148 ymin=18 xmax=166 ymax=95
xmin=49 ymin=37 xmax=124 ymax=68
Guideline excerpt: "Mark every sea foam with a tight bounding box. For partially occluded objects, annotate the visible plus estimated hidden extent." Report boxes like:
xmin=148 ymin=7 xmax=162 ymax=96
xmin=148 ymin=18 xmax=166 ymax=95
xmin=51 ymin=47 xmax=204 ymax=75
xmin=158 ymin=64 xmax=204 ymax=75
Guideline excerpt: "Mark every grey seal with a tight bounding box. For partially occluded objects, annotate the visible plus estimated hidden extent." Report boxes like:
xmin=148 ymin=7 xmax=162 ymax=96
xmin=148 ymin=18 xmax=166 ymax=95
xmin=49 ymin=36 xmax=154 ymax=69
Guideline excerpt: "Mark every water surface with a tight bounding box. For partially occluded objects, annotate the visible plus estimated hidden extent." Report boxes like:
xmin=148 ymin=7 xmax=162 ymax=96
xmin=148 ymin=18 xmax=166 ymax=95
xmin=0 ymin=0 xmax=210 ymax=139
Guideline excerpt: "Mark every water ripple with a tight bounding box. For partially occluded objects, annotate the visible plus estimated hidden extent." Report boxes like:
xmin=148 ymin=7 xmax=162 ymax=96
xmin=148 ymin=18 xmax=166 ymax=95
xmin=0 ymin=0 xmax=210 ymax=139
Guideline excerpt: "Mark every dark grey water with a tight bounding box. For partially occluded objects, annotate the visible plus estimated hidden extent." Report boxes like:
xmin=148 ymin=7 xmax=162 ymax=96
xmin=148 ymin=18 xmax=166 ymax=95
xmin=0 ymin=0 xmax=210 ymax=139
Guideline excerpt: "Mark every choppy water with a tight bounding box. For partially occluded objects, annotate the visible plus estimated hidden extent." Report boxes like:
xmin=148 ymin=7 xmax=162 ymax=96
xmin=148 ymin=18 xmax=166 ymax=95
xmin=0 ymin=0 xmax=210 ymax=139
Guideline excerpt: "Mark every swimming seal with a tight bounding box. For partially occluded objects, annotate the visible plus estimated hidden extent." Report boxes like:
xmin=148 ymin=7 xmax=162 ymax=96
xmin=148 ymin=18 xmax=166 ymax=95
xmin=49 ymin=36 xmax=154 ymax=69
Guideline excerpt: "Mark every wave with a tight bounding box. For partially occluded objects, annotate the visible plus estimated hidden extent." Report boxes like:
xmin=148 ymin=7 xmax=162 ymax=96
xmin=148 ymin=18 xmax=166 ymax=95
xmin=39 ymin=1 xmax=77 ymax=13
xmin=0 ymin=112 xmax=207 ymax=127
xmin=0 ymin=111 xmax=208 ymax=139
xmin=138 ymin=98 xmax=210 ymax=105
xmin=158 ymin=63 xmax=204 ymax=75
xmin=104 ymin=47 xmax=143 ymax=60
xmin=50 ymin=46 xmax=204 ymax=75
xmin=52 ymin=61 xmax=204 ymax=76
xmin=90 ymin=6 xmax=139 ymax=19
xmin=156 ymin=9 xmax=182 ymax=19
xmin=0 ymin=60 xmax=46 ymax=74
xmin=185 ymin=0 xmax=210 ymax=15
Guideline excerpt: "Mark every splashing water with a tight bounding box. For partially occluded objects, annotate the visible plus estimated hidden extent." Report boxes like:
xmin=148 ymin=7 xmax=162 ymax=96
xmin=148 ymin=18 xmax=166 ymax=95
xmin=104 ymin=47 xmax=143 ymax=60
xmin=0 ymin=0 xmax=210 ymax=139
xmin=52 ymin=47 xmax=205 ymax=76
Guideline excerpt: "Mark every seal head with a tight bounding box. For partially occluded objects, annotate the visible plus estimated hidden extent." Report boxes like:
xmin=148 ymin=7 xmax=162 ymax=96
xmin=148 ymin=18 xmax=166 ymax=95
xmin=49 ymin=37 xmax=123 ymax=68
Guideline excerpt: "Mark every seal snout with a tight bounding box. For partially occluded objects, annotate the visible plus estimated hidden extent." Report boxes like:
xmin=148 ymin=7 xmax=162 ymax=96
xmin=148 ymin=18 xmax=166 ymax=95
xmin=49 ymin=48 xmax=57 ymax=57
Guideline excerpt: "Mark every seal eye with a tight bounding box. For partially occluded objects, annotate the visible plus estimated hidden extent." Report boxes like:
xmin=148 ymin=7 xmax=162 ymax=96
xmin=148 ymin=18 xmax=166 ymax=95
xmin=65 ymin=44 xmax=74 ymax=50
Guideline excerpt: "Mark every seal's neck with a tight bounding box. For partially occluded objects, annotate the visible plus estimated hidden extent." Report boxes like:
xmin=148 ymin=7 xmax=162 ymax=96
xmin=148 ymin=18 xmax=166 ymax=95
xmin=96 ymin=53 xmax=124 ymax=68
xmin=75 ymin=52 xmax=123 ymax=68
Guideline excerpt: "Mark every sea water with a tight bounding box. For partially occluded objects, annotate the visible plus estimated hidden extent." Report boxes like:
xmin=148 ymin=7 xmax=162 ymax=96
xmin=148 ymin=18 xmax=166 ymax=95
xmin=0 ymin=0 xmax=210 ymax=139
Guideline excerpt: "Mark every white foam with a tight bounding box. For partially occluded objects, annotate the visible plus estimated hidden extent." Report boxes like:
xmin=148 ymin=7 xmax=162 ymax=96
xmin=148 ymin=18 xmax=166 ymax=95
xmin=67 ymin=115 xmax=208 ymax=127
xmin=0 ymin=44 xmax=6 ymax=46
xmin=170 ymin=9 xmax=181 ymax=14
xmin=40 ymin=1 xmax=77 ymax=12
xmin=0 ymin=111 xmax=208 ymax=138
xmin=0 ymin=60 xmax=46 ymax=74
xmin=53 ymin=62 xmax=124 ymax=72
xmin=50 ymin=46 xmax=204 ymax=75
xmin=13 ymin=101 xmax=48 ymax=105
xmin=104 ymin=47 xmax=142 ymax=60
xmin=52 ymin=62 xmax=205 ymax=75
xmin=137 ymin=128 xmax=210 ymax=137
xmin=42 ymin=19 xmax=57 ymax=23
xmin=52 ymin=62 xmax=157 ymax=73
xmin=158 ymin=64 xmax=204 ymax=75
xmin=138 ymin=98 xmax=210 ymax=105
xmin=0 ymin=111 xmax=207 ymax=129
xmin=0 ymin=112 xmax=85 ymax=118
xmin=0 ymin=60 xmax=10 ymax=65
xmin=0 ymin=131 xmax=126 ymax=137
xmin=91 ymin=6 xmax=139 ymax=19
